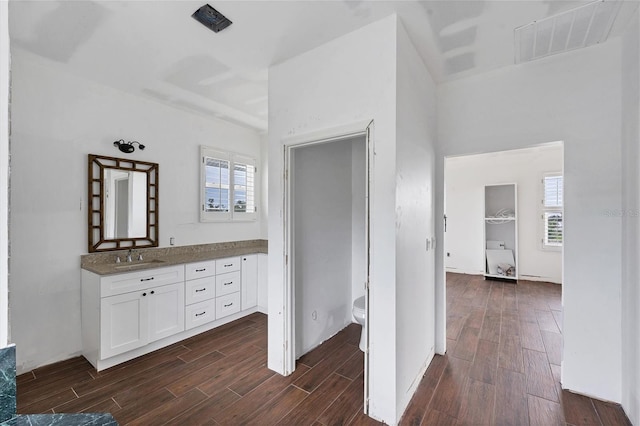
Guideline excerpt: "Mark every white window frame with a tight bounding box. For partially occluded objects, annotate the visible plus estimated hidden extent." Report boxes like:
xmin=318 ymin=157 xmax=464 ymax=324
xmin=541 ymin=173 xmax=563 ymax=250
xmin=200 ymin=146 xmax=257 ymax=222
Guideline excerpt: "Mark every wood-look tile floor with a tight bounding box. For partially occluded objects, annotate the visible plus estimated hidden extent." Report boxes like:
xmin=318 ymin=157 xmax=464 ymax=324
xmin=399 ymin=273 xmax=631 ymax=426
xmin=17 ymin=274 xmax=632 ymax=425
xmin=17 ymin=312 xmax=374 ymax=425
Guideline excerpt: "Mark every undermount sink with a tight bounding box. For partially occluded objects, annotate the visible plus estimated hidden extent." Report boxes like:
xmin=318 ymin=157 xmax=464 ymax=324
xmin=114 ymin=259 xmax=166 ymax=269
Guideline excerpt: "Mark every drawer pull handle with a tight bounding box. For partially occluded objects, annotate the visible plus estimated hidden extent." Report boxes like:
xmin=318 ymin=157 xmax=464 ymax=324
xmin=223 ymin=281 xmax=233 ymax=286
xmin=195 ymin=311 xmax=206 ymax=317
xmin=224 ymin=302 xmax=233 ymax=307
xmin=195 ymin=268 xmax=206 ymax=272
xmin=140 ymin=277 xmax=154 ymax=282
xmin=224 ymin=264 xmax=233 ymax=267
xmin=195 ymin=288 xmax=206 ymax=292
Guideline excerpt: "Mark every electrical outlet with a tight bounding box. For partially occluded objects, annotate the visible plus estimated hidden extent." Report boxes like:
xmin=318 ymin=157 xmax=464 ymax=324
xmin=311 ymin=310 xmax=318 ymax=320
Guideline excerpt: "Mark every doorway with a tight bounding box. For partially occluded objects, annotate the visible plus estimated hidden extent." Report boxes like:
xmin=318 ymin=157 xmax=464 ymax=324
xmin=443 ymin=142 xmax=564 ymax=368
xmin=283 ymin=124 xmax=372 ymax=412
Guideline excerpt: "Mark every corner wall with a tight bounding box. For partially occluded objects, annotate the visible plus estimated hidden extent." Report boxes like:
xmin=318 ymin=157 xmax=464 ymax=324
xmin=394 ymin=21 xmax=437 ymax=417
xmin=9 ymin=50 xmax=263 ymax=373
xmin=437 ymin=40 xmax=623 ymax=402
xmin=268 ymin=15 xmax=399 ymax=424
xmin=621 ymin=7 xmax=640 ymax=424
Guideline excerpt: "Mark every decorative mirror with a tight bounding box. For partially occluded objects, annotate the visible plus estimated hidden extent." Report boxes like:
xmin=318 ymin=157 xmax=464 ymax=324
xmin=88 ymin=154 xmax=159 ymax=252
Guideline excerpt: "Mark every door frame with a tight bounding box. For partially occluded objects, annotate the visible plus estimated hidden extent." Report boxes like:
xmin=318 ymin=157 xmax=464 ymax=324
xmin=282 ymin=120 xmax=374 ymax=412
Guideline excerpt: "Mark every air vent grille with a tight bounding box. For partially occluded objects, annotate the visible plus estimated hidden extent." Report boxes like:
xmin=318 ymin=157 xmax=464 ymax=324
xmin=192 ymin=4 xmax=232 ymax=33
xmin=515 ymin=0 xmax=621 ymax=63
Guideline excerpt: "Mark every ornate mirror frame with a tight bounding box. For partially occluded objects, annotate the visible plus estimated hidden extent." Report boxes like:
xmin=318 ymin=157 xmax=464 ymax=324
xmin=88 ymin=154 xmax=159 ymax=252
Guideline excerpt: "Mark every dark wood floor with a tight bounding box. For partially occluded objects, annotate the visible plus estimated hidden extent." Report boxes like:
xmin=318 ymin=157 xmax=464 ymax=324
xmin=398 ymin=273 xmax=630 ymax=426
xmin=17 ymin=312 xmax=373 ymax=425
xmin=17 ymin=273 xmax=631 ymax=425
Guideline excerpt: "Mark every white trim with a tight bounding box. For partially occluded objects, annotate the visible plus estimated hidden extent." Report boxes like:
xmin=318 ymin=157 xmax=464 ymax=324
xmin=0 ymin=0 xmax=9 ymax=347
xmin=281 ymin=120 xmax=372 ymax=147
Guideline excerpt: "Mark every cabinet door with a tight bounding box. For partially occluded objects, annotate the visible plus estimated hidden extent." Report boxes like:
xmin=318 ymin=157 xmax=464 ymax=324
xmin=100 ymin=291 xmax=148 ymax=359
xmin=241 ymin=255 xmax=258 ymax=310
xmin=148 ymin=283 xmax=185 ymax=343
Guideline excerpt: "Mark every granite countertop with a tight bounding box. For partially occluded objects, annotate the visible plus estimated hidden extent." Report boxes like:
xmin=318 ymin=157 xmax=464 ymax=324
xmin=1 ymin=413 xmax=117 ymax=426
xmin=81 ymin=240 xmax=267 ymax=276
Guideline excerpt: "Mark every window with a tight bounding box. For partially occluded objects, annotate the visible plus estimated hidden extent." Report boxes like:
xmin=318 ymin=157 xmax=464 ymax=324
xmin=201 ymin=146 xmax=256 ymax=221
xmin=542 ymin=174 xmax=563 ymax=248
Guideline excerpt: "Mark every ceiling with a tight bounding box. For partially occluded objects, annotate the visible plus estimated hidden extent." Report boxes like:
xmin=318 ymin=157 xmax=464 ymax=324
xmin=8 ymin=0 xmax=635 ymax=132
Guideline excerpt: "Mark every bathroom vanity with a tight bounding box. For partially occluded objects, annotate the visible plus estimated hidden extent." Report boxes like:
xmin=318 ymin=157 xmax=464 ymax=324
xmin=81 ymin=242 xmax=267 ymax=371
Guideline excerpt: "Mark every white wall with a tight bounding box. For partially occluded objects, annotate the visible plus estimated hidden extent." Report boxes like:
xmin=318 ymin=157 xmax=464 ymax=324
xmin=445 ymin=145 xmax=563 ymax=283
xmin=0 ymin=0 xmax=9 ymax=347
xmin=268 ymin=15 xmax=399 ymax=424
xmin=9 ymin=49 xmax=263 ymax=373
xmin=437 ymin=40 xmax=623 ymax=402
xmin=269 ymin=15 xmax=437 ymax=424
xmin=293 ymin=140 xmax=354 ymax=357
xmin=394 ymin=21 xmax=437 ymax=416
xmin=621 ymin=7 xmax=640 ymax=424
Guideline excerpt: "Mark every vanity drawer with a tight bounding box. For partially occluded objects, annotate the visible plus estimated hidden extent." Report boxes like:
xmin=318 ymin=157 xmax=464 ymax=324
xmin=215 ymin=271 xmax=241 ymax=297
xmin=216 ymin=292 xmax=241 ymax=319
xmin=185 ymin=276 xmax=216 ymax=305
xmin=101 ymin=265 xmax=184 ymax=297
xmin=185 ymin=260 xmax=216 ymax=281
xmin=185 ymin=299 xmax=216 ymax=330
xmin=215 ymin=257 xmax=241 ymax=274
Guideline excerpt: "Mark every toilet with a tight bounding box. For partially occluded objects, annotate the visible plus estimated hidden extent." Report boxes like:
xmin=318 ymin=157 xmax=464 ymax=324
xmin=352 ymin=296 xmax=366 ymax=352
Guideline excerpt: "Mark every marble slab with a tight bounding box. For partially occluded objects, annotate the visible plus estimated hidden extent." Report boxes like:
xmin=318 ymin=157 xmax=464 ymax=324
xmin=0 ymin=413 xmax=117 ymax=426
xmin=0 ymin=345 xmax=15 ymax=423
xmin=81 ymin=239 xmax=267 ymax=276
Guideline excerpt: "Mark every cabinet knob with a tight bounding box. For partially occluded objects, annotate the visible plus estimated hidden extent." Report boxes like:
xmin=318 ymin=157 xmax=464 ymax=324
xmin=150 ymin=290 xmax=155 ymax=295
xmin=142 ymin=292 xmax=147 ymax=297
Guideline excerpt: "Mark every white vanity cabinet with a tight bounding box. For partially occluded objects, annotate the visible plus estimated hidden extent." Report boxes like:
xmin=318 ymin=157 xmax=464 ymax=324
xmin=214 ymin=257 xmax=241 ymax=319
xmin=83 ymin=265 xmax=185 ymax=366
xmin=241 ymin=255 xmax=258 ymax=310
xmin=82 ymin=252 xmax=266 ymax=371
xmin=100 ymin=281 xmax=184 ymax=359
xmin=184 ymin=260 xmax=216 ymax=330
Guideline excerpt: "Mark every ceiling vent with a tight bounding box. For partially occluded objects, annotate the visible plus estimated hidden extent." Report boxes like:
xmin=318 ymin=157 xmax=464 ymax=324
xmin=192 ymin=4 xmax=232 ymax=33
xmin=515 ymin=0 xmax=621 ymax=63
